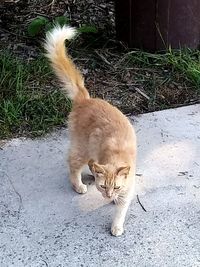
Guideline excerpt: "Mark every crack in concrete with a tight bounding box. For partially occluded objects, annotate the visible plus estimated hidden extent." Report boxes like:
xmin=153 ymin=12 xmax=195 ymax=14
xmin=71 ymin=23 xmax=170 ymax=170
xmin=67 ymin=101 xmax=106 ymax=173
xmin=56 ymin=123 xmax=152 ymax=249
xmin=0 ymin=169 xmax=23 ymax=219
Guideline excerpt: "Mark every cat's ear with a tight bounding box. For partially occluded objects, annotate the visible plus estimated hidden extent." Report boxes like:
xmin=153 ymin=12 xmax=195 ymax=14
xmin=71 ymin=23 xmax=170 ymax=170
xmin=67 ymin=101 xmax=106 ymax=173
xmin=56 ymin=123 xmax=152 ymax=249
xmin=116 ymin=166 xmax=130 ymax=177
xmin=88 ymin=159 xmax=105 ymax=175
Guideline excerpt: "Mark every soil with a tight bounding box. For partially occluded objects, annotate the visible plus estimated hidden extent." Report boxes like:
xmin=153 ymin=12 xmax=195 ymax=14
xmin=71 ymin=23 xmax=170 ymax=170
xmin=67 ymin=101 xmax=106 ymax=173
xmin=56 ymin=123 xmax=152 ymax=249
xmin=0 ymin=0 xmax=199 ymax=115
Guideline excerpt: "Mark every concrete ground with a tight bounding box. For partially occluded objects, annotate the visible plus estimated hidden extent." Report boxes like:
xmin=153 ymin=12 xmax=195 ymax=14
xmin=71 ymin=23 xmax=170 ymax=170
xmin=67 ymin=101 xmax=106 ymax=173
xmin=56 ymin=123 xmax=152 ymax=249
xmin=0 ymin=104 xmax=200 ymax=267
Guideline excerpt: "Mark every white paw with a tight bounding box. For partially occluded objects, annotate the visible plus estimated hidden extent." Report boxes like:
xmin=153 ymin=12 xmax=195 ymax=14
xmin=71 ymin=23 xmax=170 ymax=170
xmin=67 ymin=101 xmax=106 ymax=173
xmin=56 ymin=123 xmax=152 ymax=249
xmin=111 ymin=225 xmax=124 ymax=236
xmin=73 ymin=184 xmax=87 ymax=194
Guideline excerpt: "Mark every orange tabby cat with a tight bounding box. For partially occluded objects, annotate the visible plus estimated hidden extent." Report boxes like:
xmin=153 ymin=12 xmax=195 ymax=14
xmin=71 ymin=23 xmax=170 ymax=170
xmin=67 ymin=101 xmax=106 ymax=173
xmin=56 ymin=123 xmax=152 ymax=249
xmin=44 ymin=26 xmax=137 ymax=236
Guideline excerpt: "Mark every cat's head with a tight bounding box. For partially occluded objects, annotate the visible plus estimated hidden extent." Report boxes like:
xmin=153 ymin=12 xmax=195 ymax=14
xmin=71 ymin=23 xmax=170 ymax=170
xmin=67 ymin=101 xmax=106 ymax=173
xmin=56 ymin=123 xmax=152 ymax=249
xmin=88 ymin=159 xmax=130 ymax=199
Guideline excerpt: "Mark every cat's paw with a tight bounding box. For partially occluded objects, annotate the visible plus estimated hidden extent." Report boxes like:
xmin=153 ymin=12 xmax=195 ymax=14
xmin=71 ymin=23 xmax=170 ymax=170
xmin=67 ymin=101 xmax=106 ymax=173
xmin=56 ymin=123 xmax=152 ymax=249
xmin=73 ymin=184 xmax=87 ymax=194
xmin=111 ymin=225 xmax=124 ymax=236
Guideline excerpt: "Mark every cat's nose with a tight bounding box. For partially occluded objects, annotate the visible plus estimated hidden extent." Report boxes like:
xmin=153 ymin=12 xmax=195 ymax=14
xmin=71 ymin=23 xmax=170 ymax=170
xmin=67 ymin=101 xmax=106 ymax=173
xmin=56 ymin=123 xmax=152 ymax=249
xmin=106 ymin=193 xmax=112 ymax=198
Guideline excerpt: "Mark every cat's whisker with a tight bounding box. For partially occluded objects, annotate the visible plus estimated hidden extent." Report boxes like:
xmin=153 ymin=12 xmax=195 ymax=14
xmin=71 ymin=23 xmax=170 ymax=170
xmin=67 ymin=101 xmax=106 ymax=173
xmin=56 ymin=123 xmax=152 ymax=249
xmin=118 ymin=191 xmax=127 ymax=197
xmin=114 ymin=195 xmax=126 ymax=206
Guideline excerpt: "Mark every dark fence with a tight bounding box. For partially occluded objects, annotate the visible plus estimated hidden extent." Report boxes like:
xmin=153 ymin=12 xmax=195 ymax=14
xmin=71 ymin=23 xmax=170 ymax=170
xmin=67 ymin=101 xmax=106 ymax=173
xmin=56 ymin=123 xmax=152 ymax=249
xmin=115 ymin=0 xmax=200 ymax=51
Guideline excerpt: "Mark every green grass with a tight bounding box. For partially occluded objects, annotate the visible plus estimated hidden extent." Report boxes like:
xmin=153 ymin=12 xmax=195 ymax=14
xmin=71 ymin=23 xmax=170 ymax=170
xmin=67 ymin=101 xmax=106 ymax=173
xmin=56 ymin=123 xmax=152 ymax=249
xmin=0 ymin=47 xmax=199 ymax=139
xmin=0 ymin=51 xmax=71 ymax=139
xmin=123 ymin=48 xmax=200 ymax=87
xmin=112 ymin=48 xmax=200 ymax=112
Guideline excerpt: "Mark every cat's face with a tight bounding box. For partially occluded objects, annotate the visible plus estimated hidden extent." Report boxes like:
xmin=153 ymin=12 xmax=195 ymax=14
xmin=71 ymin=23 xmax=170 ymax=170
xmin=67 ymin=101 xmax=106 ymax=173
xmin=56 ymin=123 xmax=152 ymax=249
xmin=88 ymin=160 xmax=130 ymax=199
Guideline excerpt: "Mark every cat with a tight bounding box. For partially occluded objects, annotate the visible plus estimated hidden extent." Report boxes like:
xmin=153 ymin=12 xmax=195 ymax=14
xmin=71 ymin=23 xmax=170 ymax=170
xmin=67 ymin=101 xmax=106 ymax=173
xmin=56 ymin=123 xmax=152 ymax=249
xmin=44 ymin=26 xmax=137 ymax=236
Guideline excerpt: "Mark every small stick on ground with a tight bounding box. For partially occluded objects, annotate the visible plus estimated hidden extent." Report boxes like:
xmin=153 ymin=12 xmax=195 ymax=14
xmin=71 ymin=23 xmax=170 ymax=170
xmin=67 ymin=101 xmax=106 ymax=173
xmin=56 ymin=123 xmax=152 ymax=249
xmin=137 ymin=194 xmax=147 ymax=212
xmin=134 ymin=87 xmax=150 ymax=100
xmin=48 ymin=0 xmax=56 ymax=10
xmin=95 ymin=50 xmax=113 ymax=67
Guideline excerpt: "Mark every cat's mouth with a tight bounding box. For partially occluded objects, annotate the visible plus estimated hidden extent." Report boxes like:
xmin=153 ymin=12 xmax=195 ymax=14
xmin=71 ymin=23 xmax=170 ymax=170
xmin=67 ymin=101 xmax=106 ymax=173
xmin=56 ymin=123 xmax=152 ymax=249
xmin=101 ymin=192 xmax=117 ymax=200
xmin=97 ymin=186 xmax=118 ymax=199
xmin=101 ymin=192 xmax=109 ymax=199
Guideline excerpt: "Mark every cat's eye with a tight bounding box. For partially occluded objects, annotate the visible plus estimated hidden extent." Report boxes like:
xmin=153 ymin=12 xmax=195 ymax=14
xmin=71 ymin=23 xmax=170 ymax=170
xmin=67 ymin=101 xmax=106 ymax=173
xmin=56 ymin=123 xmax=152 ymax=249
xmin=114 ymin=186 xmax=121 ymax=190
xmin=100 ymin=185 xmax=106 ymax=189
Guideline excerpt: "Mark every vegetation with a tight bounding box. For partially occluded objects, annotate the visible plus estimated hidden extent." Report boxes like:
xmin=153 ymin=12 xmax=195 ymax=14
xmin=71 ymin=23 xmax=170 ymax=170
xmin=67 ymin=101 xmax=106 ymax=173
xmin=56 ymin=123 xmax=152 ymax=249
xmin=27 ymin=15 xmax=97 ymax=37
xmin=0 ymin=51 xmax=71 ymax=139
xmin=0 ymin=0 xmax=199 ymax=139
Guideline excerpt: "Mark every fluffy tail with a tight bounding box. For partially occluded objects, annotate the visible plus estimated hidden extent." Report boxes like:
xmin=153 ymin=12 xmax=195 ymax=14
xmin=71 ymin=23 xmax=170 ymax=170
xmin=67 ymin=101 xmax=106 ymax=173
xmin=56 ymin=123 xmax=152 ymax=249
xmin=44 ymin=25 xmax=90 ymax=103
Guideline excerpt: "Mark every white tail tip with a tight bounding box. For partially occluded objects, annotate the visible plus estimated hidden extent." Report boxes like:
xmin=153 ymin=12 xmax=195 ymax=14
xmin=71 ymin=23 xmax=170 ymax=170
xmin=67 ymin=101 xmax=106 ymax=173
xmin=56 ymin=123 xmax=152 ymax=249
xmin=45 ymin=25 xmax=77 ymax=54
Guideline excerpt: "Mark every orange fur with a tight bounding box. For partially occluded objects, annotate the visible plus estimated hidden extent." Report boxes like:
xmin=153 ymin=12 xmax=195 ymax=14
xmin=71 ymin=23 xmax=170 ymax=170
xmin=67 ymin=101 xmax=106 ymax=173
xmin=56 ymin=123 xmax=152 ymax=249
xmin=45 ymin=26 xmax=137 ymax=236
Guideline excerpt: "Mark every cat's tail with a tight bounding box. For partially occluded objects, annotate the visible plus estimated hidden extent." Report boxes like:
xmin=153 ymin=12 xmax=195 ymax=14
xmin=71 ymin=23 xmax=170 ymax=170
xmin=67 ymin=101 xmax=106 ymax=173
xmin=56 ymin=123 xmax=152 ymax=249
xmin=44 ymin=25 xmax=90 ymax=103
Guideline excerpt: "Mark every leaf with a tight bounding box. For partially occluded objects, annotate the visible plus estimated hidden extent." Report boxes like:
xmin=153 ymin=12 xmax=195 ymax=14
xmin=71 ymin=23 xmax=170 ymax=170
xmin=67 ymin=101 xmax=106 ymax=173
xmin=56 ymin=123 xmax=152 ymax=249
xmin=45 ymin=22 xmax=54 ymax=32
xmin=27 ymin=16 xmax=49 ymax=37
xmin=53 ymin=16 xmax=69 ymax=27
xmin=78 ymin=25 xmax=98 ymax=34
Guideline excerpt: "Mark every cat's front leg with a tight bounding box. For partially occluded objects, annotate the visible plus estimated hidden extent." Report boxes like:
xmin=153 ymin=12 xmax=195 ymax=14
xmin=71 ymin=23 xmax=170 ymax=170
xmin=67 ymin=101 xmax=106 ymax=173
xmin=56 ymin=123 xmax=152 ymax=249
xmin=68 ymin=151 xmax=87 ymax=194
xmin=111 ymin=198 xmax=131 ymax=236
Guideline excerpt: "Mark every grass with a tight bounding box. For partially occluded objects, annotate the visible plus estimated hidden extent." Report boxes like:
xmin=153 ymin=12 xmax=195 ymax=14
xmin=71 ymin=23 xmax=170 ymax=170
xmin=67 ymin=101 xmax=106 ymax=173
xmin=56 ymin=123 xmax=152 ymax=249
xmin=102 ymin=49 xmax=200 ymax=113
xmin=125 ymin=48 xmax=200 ymax=86
xmin=0 ymin=51 xmax=72 ymax=139
xmin=0 ymin=47 xmax=199 ymax=139
xmin=86 ymin=47 xmax=200 ymax=113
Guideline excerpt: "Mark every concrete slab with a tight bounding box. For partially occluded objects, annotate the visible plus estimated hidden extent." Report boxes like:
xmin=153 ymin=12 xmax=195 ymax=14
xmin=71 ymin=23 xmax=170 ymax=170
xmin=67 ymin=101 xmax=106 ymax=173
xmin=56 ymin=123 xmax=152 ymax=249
xmin=0 ymin=104 xmax=200 ymax=267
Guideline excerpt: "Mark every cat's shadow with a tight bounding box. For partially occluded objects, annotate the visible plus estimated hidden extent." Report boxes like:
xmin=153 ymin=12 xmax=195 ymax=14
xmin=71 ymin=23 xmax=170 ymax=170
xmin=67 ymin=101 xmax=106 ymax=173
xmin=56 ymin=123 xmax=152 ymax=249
xmin=82 ymin=173 xmax=95 ymax=186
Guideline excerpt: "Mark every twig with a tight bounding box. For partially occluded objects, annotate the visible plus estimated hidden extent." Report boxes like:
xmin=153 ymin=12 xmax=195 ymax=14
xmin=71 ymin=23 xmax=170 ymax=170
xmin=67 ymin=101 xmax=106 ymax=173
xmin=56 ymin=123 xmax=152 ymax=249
xmin=41 ymin=260 xmax=48 ymax=267
xmin=1 ymin=28 xmax=31 ymax=39
xmin=134 ymin=87 xmax=150 ymax=100
xmin=48 ymin=0 xmax=56 ymax=9
xmin=95 ymin=50 xmax=112 ymax=67
xmin=4 ymin=0 xmax=21 ymax=3
xmin=33 ymin=12 xmax=51 ymax=18
xmin=137 ymin=194 xmax=147 ymax=212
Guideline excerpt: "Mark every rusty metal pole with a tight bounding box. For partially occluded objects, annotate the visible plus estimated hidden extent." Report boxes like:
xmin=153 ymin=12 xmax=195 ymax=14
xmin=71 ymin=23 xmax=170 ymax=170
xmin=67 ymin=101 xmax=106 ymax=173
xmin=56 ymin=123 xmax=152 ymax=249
xmin=115 ymin=0 xmax=200 ymax=51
